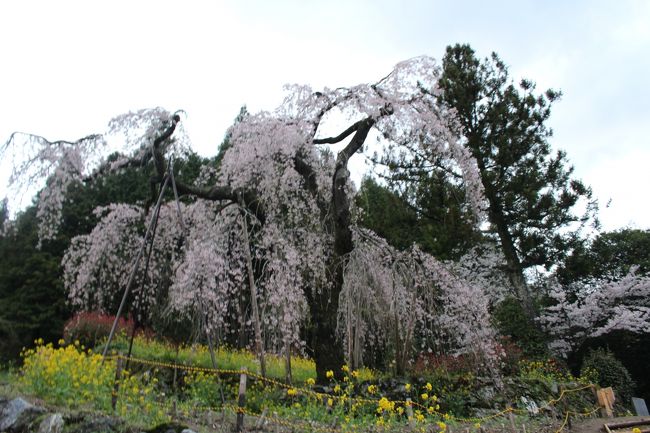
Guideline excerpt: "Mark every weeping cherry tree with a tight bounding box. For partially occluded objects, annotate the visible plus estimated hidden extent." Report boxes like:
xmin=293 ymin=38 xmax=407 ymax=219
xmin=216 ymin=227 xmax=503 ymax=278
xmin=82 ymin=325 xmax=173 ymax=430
xmin=3 ymin=57 xmax=501 ymax=382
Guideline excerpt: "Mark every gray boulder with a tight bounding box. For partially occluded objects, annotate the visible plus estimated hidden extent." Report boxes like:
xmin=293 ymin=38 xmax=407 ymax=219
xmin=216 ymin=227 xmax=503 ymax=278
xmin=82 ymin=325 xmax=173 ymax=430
xmin=37 ymin=413 xmax=63 ymax=433
xmin=0 ymin=397 xmax=45 ymax=432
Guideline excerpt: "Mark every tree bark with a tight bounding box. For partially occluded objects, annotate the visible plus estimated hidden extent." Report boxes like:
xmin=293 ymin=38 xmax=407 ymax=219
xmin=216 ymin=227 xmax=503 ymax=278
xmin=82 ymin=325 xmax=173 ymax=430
xmin=310 ymin=117 xmax=376 ymax=383
xmin=475 ymin=156 xmax=536 ymax=320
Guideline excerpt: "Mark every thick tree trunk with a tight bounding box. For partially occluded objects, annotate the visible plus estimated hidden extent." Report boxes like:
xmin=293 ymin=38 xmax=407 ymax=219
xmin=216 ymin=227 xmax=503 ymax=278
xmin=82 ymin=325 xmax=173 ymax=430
xmin=309 ymin=117 xmax=376 ymax=383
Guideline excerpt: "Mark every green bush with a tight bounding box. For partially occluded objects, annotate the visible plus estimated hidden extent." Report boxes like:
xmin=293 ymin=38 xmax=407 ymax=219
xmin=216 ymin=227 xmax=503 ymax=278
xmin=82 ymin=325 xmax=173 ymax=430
xmin=581 ymin=348 xmax=635 ymax=405
xmin=492 ymin=296 xmax=548 ymax=357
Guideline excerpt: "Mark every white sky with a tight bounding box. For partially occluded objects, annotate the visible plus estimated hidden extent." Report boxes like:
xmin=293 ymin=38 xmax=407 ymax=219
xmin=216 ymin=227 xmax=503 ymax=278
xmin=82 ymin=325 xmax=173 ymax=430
xmin=1 ymin=0 xmax=648 ymax=231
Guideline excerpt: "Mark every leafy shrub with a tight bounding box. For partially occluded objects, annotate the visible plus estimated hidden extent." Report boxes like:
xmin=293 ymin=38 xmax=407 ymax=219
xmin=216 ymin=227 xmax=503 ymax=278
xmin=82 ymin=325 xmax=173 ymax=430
xmin=496 ymin=336 xmax=524 ymax=375
xmin=581 ymin=348 xmax=635 ymax=404
xmin=63 ymin=312 xmax=131 ymax=348
xmin=519 ymin=358 xmax=576 ymax=383
xmin=413 ymin=352 xmax=474 ymax=376
xmin=63 ymin=311 xmax=152 ymax=348
xmin=492 ymin=296 xmax=548 ymax=357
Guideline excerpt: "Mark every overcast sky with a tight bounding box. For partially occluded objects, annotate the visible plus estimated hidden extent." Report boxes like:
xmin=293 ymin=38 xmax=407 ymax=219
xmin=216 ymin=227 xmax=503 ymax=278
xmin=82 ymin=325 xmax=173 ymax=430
xmin=1 ymin=0 xmax=648 ymax=231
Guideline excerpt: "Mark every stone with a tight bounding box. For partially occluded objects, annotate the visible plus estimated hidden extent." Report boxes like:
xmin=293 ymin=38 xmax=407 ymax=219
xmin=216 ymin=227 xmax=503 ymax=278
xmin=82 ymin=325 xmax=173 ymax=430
xmin=0 ymin=397 xmax=34 ymax=431
xmin=180 ymin=429 xmax=197 ymax=433
xmin=520 ymin=396 xmax=539 ymax=415
xmin=632 ymin=397 xmax=650 ymax=416
xmin=38 ymin=413 xmax=64 ymax=433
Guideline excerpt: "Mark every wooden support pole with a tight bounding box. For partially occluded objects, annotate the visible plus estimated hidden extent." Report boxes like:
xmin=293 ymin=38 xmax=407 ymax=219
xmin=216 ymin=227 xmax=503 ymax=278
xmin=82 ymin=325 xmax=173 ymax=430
xmin=508 ymin=409 xmax=517 ymax=433
xmin=236 ymin=367 xmax=248 ymax=432
xmin=406 ymin=398 xmax=415 ymax=428
xmin=111 ymin=356 xmax=124 ymax=411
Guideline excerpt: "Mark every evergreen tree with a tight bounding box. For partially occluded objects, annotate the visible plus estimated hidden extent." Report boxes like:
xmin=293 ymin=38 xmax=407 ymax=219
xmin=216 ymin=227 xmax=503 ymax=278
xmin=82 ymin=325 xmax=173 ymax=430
xmin=357 ymin=176 xmax=478 ymax=259
xmin=438 ymin=44 xmax=597 ymax=318
xmin=558 ymin=228 xmax=650 ymax=283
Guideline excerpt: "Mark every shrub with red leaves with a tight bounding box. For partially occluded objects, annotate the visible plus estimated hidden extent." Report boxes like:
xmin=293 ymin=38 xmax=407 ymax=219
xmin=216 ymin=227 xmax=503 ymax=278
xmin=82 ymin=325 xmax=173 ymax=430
xmin=63 ymin=311 xmax=141 ymax=348
xmin=413 ymin=352 xmax=475 ymax=375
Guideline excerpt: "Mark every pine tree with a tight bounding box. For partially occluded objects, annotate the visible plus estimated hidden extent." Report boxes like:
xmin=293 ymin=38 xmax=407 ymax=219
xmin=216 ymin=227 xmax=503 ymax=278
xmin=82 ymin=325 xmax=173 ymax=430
xmin=438 ymin=44 xmax=597 ymax=318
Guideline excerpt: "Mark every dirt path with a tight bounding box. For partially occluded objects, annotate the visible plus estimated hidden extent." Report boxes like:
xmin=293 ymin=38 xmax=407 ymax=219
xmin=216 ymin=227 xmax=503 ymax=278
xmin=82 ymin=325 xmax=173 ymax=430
xmin=569 ymin=416 xmax=650 ymax=433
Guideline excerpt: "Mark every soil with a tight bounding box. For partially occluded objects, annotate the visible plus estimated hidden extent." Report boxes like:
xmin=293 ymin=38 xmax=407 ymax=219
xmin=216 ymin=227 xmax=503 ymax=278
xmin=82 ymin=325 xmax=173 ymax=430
xmin=569 ymin=416 xmax=650 ymax=433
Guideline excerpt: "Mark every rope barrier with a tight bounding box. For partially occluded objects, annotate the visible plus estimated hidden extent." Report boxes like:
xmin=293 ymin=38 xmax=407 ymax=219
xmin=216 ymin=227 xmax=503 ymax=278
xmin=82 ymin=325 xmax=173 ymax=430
xmin=108 ymin=353 xmax=601 ymax=430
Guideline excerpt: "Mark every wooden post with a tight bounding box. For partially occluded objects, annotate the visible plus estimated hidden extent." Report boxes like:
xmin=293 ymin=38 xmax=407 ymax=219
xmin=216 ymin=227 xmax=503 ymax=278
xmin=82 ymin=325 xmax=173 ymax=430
xmin=111 ymin=356 xmax=124 ymax=411
xmin=240 ymin=206 xmax=267 ymax=378
xmin=597 ymin=387 xmax=615 ymax=418
xmin=236 ymin=367 xmax=248 ymax=432
xmin=508 ymin=409 xmax=517 ymax=433
xmin=284 ymin=341 xmax=292 ymax=385
xmin=406 ymin=398 xmax=415 ymax=428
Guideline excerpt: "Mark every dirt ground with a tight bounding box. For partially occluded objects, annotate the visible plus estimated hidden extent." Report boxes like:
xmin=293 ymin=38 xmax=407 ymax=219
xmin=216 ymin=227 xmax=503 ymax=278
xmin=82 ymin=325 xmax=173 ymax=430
xmin=569 ymin=416 xmax=650 ymax=433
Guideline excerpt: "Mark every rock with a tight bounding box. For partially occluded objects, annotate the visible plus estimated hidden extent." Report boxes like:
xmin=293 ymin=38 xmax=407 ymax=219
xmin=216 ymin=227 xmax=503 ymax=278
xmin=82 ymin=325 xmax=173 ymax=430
xmin=520 ymin=396 xmax=540 ymax=415
xmin=146 ymin=422 xmax=191 ymax=433
xmin=64 ymin=417 xmax=122 ymax=433
xmin=0 ymin=397 xmax=45 ymax=432
xmin=180 ymin=429 xmax=197 ymax=433
xmin=38 ymin=413 xmax=64 ymax=433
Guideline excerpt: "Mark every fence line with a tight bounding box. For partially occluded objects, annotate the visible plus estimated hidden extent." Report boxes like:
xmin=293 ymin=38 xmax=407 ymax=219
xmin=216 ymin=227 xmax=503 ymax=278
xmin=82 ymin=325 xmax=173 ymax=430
xmin=108 ymin=353 xmax=600 ymax=432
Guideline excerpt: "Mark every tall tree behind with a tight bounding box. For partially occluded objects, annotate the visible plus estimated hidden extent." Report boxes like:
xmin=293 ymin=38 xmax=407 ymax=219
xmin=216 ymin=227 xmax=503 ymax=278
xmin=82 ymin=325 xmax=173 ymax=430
xmin=357 ymin=176 xmax=478 ymax=260
xmin=438 ymin=44 xmax=597 ymax=319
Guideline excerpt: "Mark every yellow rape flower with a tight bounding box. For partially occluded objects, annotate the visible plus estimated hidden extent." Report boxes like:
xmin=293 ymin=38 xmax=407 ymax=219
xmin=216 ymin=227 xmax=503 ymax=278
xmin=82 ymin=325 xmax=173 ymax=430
xmin=378 ymin=397 xmax=395 ymax=412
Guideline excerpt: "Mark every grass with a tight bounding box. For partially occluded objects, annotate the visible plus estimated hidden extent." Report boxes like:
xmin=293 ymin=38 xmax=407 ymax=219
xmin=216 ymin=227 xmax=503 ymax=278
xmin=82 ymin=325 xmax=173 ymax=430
xmin=105 ymin=333 xmax=375 ymax=383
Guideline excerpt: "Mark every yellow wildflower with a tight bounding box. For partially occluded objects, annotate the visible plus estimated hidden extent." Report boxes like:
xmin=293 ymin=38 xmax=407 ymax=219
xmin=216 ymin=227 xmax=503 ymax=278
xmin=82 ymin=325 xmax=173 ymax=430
xmin=327 ymin=398 xmax=334 ymax=407
xmin=437 ymin=421 xmax=447 ymax=430
xmin=367 ymin=384 xmax=378 ymax=394
xmin=341 ymin=365 xmax=350 ymax=373
xmin=326 ymin=370 xmax=334 ymax=379
xmin=425 ymin=382 xmax=433 ymax=391
xmin=287 ymin=388 xmax=297 ymax=396
xmin=378 ymin=397 xmax=395 ymax=412
xmin=405 ymin=383 xmax=411 ymax=391
xmin=334 ymin=385 xmax=341 ymax=393
xmin=306 ymin=378 xmax=316 ymax=386
xmin=421 ymin=393 xmax=428 ymax=400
